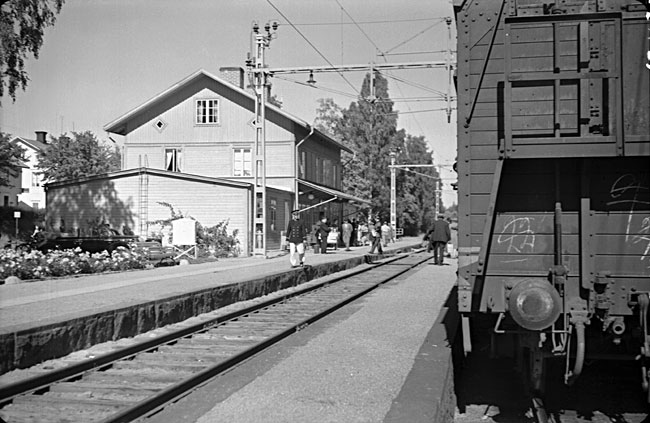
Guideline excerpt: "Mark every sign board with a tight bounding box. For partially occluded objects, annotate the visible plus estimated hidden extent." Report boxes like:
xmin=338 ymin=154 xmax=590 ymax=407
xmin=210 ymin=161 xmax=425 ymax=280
xmin=14 ymin=211 xmax=21 ymax=219
xmin=172 ymin=218 xmax=196 ymax=246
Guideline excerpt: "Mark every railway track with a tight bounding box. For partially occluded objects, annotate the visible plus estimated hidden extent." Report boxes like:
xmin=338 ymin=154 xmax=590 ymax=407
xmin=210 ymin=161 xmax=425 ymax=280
xmin=0 ymin=250 xmax=430 ymax=423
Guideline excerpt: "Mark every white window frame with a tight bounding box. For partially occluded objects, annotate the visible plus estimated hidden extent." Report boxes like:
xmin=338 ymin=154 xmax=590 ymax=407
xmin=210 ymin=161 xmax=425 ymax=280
xmin=195 ymin=98 xmax=220 ymax=125
xmin=233 ymin=148 xmax=252 ymax=177
xmin=165 ymin=148 xmax=182 ymax=172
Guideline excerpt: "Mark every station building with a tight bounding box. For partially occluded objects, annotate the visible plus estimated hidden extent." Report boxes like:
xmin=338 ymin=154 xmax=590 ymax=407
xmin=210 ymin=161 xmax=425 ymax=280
xmin=45 ymin=68 xmax=369 ymax=255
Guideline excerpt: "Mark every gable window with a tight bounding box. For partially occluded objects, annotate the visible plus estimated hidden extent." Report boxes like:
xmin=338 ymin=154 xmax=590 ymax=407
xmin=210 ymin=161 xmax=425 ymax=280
xmin=233 ymin=148 xmax=252 ymax=176
xmin=196 ymin=99 xmax=219 ymax=124
xmin=165 ymin=148 xmax=182 ymax=172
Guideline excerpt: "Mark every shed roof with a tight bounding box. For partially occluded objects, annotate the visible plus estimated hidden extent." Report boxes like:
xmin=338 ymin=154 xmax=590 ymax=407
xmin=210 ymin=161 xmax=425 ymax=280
xmin=45 ymin=167 xmax=253 ymax=190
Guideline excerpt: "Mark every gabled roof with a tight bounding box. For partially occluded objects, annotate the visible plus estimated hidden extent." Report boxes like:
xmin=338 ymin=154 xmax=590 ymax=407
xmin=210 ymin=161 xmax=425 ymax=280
xmin=45 ymin=167 xmax=253 ymax=190
xmin=12 ymin=136 xmax=47 ymax=152
xmin=103 ymin=69 xmax=351 ymax=153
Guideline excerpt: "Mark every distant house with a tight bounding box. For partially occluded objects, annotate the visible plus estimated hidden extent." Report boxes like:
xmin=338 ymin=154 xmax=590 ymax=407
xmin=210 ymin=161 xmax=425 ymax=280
xmin=45 ymin=68 xmax=368 ymax=254
xmin=4 ymin=132 xmax=47 ymax=210
xmin=0 ymin=164 xmax=23 ymax=208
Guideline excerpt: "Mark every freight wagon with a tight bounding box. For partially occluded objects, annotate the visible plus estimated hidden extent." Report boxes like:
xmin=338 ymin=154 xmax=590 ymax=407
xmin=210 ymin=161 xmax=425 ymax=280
xmin=454 ymin=0 xmax=650 ymax=417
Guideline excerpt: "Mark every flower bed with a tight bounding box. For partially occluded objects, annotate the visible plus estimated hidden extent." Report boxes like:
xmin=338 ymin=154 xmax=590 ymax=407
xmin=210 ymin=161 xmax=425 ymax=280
xmin=0 ymin=247 xmax=149 ymax=282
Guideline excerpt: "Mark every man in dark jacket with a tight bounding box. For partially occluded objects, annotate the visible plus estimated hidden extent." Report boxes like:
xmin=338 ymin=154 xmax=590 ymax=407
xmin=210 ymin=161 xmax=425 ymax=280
xmin=430 ymin=216 xmax=451 ymax=265
xmin=286 ymin=210 xmax=307 ymax=267
xmin=316 ymin=216 xmax=331 ymax=254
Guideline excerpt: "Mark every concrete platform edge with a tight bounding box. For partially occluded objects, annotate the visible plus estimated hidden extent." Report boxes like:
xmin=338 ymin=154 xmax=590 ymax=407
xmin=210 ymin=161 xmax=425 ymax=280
xmin=383 ymin=286 xmax=460 ymax=423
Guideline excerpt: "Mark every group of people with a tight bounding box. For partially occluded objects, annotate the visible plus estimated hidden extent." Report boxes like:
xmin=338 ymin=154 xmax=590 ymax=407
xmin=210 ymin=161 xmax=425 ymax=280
xmin=285 ymin=211 xmax=398 ymax=268
xmin=288 ymin=211 xmax=453 ymax=268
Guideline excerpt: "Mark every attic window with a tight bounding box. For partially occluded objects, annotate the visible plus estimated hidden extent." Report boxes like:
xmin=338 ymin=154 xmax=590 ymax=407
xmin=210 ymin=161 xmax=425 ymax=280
xmin=196 ymin=99 xmax=219 ymax=125
xmin=153 ymin=118 xmax=167 ymax=132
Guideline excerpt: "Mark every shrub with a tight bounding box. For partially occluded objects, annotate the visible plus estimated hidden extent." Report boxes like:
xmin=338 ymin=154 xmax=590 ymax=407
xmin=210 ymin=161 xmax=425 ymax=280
xmin=0 ymin=247 xmax=148 ymax=282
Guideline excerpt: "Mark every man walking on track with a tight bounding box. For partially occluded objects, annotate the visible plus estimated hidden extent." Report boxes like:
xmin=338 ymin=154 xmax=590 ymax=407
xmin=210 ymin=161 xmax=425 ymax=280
xmin=430 ymin=216 xmax=451 ymax=265
xmin=286 ymin=210 xmax=307 ymax=267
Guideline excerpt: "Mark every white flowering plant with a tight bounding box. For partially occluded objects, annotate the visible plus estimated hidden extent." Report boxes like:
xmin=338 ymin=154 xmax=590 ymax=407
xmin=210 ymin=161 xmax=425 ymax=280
xmin=0 ymin=247 xmax=148 ymax=282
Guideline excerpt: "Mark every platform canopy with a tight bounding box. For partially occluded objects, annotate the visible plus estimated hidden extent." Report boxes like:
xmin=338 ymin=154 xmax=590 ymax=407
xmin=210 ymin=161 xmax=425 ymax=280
xmin=297 ymin=179 xmax=371 ymax=211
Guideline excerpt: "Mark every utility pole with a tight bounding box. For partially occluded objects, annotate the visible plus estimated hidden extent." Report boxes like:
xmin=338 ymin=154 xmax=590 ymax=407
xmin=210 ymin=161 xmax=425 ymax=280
xmin=390 ymin=151 xmax=396 ymax=237
xmin=247 ymin=21 xmax=278 ymax=257
xmin=388 ymin=162 xmax=438 ymax=233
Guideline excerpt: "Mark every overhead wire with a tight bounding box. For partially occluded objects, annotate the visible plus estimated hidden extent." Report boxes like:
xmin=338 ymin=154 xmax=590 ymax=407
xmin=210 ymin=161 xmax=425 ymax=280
xmin=266 ymin=0 xmax=360 ymax=96
xmin=274 ymin=75 xmax=358 ymax=99
xmin=330 ymin=0 xmax=432 ymax=137
xmin=290 ymin=17 xmax=448 ymax=26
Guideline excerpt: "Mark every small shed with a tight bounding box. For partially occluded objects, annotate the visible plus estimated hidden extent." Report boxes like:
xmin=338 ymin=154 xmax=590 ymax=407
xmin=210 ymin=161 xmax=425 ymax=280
xmin=45 ymin=168 xmax=254 ymax=255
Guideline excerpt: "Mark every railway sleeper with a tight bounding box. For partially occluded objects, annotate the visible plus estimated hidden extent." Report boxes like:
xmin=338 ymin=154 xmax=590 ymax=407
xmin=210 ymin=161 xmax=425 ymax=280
xmin=0 ymin=407 xmax=105 ymax=423
xmin=132 ymin=350 xmax=234 ymax=364
xmin=111 ymin=359 xmax=206 ymax=373
xmin=155 ymin=346 xmax=242 ymax=360
xmin=66 ymin=373 xmax=171 ymax=389
xmin=204 ymin=327 xmax=289 ymax=336
xmin=88 ymin=368 xmax=195 ymax=382
xmin=47 ymin=381 xmax=160 ymax=400
xmin=12 ymin=393 xmax=133 ymax=410
xmin=182 ymin=335 xmax=266 ymax=346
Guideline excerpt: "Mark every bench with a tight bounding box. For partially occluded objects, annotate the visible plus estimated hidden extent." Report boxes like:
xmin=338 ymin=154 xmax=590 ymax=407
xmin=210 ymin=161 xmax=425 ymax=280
xmin=132 ymin=241 xmax=177 ymax=267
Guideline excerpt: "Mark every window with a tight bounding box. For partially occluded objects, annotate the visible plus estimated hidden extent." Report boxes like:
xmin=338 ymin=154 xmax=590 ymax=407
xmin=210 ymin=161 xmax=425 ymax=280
xmin=31 ymin=173 xmax=40 ymax=187
xmin=165 ymin=148 xmax=182 ymax=172
xmin=270 ymin=198 xmax=277 ymax=231
xmin=333 ymin=164 xmax=339 ymax=189
xmin=316 ymin=157 xmax=323 ymax=184
xmin=233 ymin=148 xmax=252 ymax=176
xmin=195 ymin=99 xmax=219 ymax=124
xmin=32 ymin=202 xmax=39 ymax=210
xmin=299 ymin=151 xmax=305 ymax=178
xmin=3 ymin=196 xmax=8 ymax=207
xmin=323 ymin=159 xmax=332 ymax=187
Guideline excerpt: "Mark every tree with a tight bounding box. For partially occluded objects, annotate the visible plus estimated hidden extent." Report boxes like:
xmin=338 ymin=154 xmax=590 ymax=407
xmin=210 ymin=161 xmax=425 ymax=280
xmin=36 ymin=131 xmax=121 ymax=182
xmin=337 ymin=71 xmax=402 ymax=217
xmin=0 ymin=131 xmax=26 ymax=187
xmin=1 ymin=0 xmax=65 ymax=102
xmin=313 ymin=98 xmax=342 ymax=135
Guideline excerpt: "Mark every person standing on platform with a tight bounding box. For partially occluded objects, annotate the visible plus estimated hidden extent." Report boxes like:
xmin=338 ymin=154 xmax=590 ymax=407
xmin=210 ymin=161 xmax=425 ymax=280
xmin=430 ymin=216 xmax=451 ymax=265
xmin=381 ymin=221 xmax=391 ymax=247
xmin=317 ymin=216 xmax=331 ymax=254
xmin=286 ymin=210 xmax=307 ymax=267
xmin=351 ymin=219 xmax=358 ymax=247
xmin=342 ymin=219 xmax=353 ymax=251
xmin=369 ymin=219 xmax=384 ymax=254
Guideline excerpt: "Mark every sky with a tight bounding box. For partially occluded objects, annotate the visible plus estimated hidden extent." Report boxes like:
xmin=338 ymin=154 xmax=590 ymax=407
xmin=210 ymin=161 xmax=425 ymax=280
xmin=0 ymin=0 xmax=458 ymax=206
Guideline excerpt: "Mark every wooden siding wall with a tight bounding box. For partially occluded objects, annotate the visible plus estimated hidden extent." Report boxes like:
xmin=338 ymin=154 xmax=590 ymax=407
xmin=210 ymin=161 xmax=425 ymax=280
xmin=125 ymin=85 xmax=296 ymax=144
xmin=46 ymin=174 xmax=251 ymax=255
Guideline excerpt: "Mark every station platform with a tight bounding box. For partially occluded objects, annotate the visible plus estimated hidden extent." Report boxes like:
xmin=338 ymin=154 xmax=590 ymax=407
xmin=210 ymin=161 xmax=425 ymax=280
xmin=0 ymin=238 xmax=422 ymax=373
xmin=0 ymin=238 xmax=460 ymax=422
xmin=148 ymin=253 xmax=459 ymax=423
